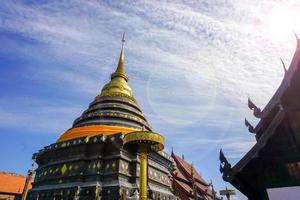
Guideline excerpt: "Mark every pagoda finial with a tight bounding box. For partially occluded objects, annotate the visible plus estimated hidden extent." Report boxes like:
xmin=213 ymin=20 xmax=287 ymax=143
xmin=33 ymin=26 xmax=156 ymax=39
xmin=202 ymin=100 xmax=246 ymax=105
xmin=99 ymin=33 xmax=134 ymax=100
xmin=111 ymin=32 xmax=128 ymax=81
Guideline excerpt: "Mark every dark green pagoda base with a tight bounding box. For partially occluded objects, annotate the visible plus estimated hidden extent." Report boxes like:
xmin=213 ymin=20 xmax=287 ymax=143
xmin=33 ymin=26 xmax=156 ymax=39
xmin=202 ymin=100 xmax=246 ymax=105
xmin=27 ymin=133 xmax=175 ymax=200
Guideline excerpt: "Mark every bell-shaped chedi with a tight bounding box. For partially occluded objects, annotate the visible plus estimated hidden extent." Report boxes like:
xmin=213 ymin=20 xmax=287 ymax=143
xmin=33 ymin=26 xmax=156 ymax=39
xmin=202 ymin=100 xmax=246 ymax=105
xmin=27 ymin=34 xmax=175 ymax=200
xmin=58 ymin=33 xmax=151 ymax=142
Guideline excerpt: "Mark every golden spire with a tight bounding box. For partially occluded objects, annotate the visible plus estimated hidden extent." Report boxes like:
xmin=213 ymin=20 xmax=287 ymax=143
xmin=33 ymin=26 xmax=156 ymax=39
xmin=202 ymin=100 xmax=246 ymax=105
xmin=99 ymin=33 xmax=134 ymax=100
xmin=111 ymin=32 xmax=128 ymax=81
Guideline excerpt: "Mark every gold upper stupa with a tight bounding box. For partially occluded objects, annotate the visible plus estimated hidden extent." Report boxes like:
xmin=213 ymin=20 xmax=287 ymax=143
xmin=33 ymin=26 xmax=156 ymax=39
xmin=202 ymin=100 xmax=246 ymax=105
xmin=57 ymin=33 xmax=152 ymax=142
xmin=99 ymin=33 xmax=134 ymax=101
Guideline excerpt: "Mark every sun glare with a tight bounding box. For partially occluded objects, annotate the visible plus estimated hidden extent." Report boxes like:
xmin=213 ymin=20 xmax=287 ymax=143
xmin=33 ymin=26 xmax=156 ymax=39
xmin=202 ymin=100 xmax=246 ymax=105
xmin=265 ymin=6 xmax=299 ymax=41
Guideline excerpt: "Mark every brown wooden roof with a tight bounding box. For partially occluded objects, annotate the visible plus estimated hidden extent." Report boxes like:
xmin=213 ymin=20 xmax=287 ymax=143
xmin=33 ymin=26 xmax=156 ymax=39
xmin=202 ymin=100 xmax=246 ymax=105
xmin=173 ymin=179 xmax=193 ymax=195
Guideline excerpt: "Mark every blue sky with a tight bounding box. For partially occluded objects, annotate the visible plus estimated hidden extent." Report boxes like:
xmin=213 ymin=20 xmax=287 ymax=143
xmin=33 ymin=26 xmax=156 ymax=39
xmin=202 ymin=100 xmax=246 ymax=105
xmin=1 ymin=1 xmax=300 ymax=199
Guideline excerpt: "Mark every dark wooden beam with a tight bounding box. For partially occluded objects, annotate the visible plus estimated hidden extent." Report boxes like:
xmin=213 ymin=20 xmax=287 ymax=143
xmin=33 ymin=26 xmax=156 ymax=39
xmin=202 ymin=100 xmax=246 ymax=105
xmin=286 ymin=110 xmax=300 ymax=152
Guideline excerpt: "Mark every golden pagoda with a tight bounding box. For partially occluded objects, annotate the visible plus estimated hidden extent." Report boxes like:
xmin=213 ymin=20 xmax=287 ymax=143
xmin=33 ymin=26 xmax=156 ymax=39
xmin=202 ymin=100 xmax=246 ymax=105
xmin=27 ymin=34 xmax=174 ymax=200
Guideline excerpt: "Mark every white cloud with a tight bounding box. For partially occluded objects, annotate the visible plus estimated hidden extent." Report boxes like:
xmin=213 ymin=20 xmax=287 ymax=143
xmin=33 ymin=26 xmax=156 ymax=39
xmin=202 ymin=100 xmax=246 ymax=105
xmin=1 ymin=0 xmax=297 ymax=156
xmin=0 ymin=0 xmax=297 ymax=106
xmin=1 ymin=1 xmax=300 ymax=197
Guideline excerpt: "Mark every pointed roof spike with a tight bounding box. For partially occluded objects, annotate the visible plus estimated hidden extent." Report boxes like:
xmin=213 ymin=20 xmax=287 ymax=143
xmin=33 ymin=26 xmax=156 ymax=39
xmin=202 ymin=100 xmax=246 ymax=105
xmin=111 ymin=32 xmax=128 ymax=81
xmin=280 ymin=58 xmax=287 ymax=73
xmin=294 ymin=32 xmax=300 ymax=41
xmin=294 ymin=32 xmax=300 ymax=48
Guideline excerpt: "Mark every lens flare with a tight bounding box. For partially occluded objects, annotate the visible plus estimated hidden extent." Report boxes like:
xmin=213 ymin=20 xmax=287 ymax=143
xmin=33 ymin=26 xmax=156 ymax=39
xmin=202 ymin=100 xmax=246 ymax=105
xmin=265 ymin=6 xmax=299 ymax=41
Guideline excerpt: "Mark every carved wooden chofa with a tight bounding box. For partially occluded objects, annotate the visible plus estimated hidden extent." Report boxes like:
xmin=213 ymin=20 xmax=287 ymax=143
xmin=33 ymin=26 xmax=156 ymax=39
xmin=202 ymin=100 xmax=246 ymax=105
xmin=248 ymin=97 xmax=262 ymax=118
xmin=219 ymin=149 xmax=231 ymax=181
xmin=245 ymin=98 xmax=262 ymax=134
xmin=244 ymin=118 xmax=255 ymax=133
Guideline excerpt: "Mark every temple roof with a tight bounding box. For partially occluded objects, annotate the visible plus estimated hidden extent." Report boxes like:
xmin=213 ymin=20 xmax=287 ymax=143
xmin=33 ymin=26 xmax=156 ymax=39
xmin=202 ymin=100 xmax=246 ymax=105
xmin=220 ymin=36 xmax=300 ymax=199
xmin=0 ymin=171 xmax=30 ymax=195
xmin=249 ymin=35 xmax=300 ymax=139
xmin=171 ymin=153 xmax=215 ymax=199
xmin=172 ymin=153 xmax=208 ymax=185
xmin=58 ymin=34 xmax=151 ymax=142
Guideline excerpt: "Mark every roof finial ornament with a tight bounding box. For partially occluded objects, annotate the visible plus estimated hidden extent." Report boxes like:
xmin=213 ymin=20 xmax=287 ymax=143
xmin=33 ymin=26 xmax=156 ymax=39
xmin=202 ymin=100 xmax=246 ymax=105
xmin=219 ymin=149 xmax=232 ymax=181
xmin=245 ymin=118 xmax=255 ymax=133
xmin=248 ymin=97 xmax=262 ymax=118
xmin=280 ymin=58 xmax=287 ymax=73
xmin=294 ymin=32 xmax=300 ymax=48
xmin=111 ymin=32 xmax=128 ymax=81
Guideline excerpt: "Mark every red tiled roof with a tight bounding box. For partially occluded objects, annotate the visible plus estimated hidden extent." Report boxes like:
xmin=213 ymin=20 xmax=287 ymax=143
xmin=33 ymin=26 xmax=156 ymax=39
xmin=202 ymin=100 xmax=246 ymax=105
xmin=174 ymin=179 xmax=213 ymax=199
xmin=173 ymin=179 xmax=193 ymax=196
xmin=172 ymin=168 xmax=189 ymax=182
xmin=0 ymin=172 xmax=29 ymax=195
xmin=171 ymin=153 xmax=216 ymax=198
xmin=196 ymin=182 xmax=213 ymax=196
xmin=172 ymin=154 xmax=207 ymax=185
